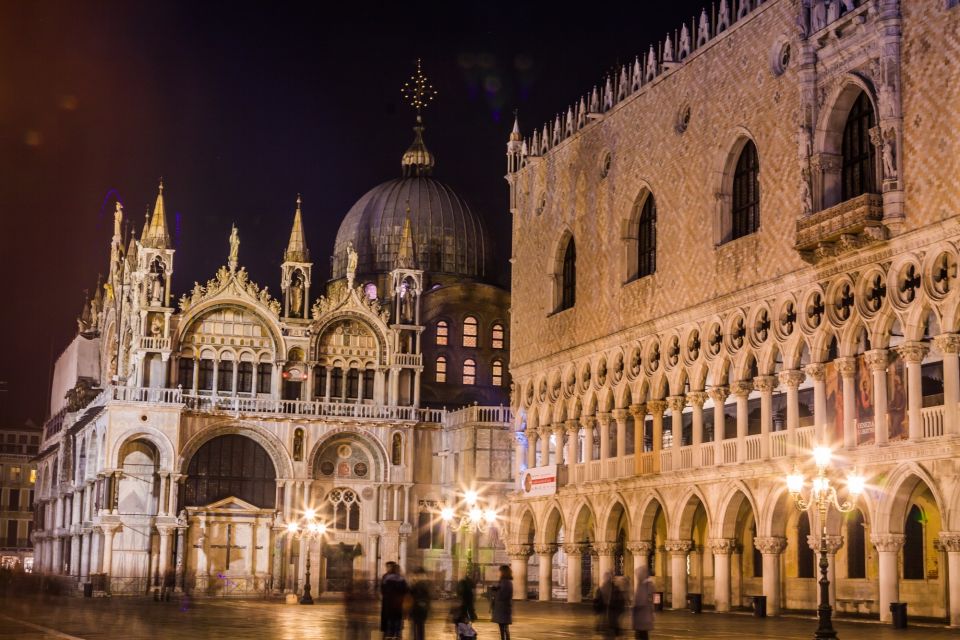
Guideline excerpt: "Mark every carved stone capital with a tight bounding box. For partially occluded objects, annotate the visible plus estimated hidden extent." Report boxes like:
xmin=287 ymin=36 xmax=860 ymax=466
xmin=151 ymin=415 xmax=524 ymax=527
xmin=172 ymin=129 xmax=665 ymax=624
xmin=820 ymin=535 xmax=844 ymax=554
xmin=646 ymin=399 xmax=667 ymax=417
xmin=938 ymin=532 xmax=960 ymax=553
xmin=628 ymin=403 xmax=646 ymax=419
xmin=562 ymin=542 xmax=585 ymax=556
xmin=506 ymin=543 xmax=533 ymax=558
xmin=871 ymin=533 xmax=906 ymax=553
xmin=753 ymin=536 xmax=787 ymax=555
xmin=565 ymin=419 xmax=580 ymax=432
xmin=597 ymin=412 xmax=612 ymax=427
xmin=778 ymin=369 xmax=806 ymax=388
xmin=933 ymin=333 xmax=960 ymax=356
xmin=156 ymin=524 xmax=177 ymax=537
xmin=593 ymin=542 xmax=618 ymax=556
xmin=538 ymin=426 xmax=553 ymax=439
xmin=666 ymin=395 xmax=686 ymax=414
xmin=686 ymin=391 xmax=708 ymax=408
xmin=626 ymin=541 xmax=654 ymax=554
xmin=708 ymin=538 xmax=737 ymax=555
xmin=611 ymin=408 xmax=629 ymax=422
xmin=707 ymin=386 xmax=729 ymax=404
xmin=730 ymin=381 xmax=753 ymax=397
xmin=664 ymin=539 xmax=694 ymax=554
xmin=835 ymin=357 xmax=858 ymax=377
xmin=864 ymin=349 xmax=890 ymax=372
xmin=534 ymin=543 xmax=558 ymax=556
xmin=553 ymin=424 xmax=566 ymax=437
xmin=753 ymin=375 xmax=777 ymax=393
xmin=803 ymin=363 xmax=826 ymax=382
xmin=896 ymin=341 xmax=929 ymax=364
xmin=580 ymin=415 xmax=596 ymax=429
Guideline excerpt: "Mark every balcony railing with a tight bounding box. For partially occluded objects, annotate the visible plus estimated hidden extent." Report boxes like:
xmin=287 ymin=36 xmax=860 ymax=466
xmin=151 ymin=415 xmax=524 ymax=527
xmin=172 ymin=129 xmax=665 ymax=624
xmin=136 ymin=336 xmax=171 ymax=351
xmin=795 ymin=193 xmax=885 ymax=263
xmin=446 ymin=405 xmax=512 ymax=427
xmin=392 ymin=353 xmax=423 ymax=367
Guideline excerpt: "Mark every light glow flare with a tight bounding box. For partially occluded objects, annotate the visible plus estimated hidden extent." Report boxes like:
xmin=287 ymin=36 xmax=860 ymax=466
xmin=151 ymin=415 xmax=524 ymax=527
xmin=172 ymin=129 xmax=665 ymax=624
xmin=440 ymin=506 xmax=455 ymax=522
xmin=847 ymin=473 xmax=865 ymax=496
xmin=469 ymin=507 xmax=482 ymax=523
xmin=812 ymin=446 xmax=832 ymax=469
xmin=286 ymin=522 xmax=299 ymax=534
xmin=787 ymin=471 xmax=804 ymax=494
xmin=812 ymin=475 xmax=829 ymax=495
xmin=304 ymin=508 xmax=316 ymax=521
xmin=464 ymin=490 xmax=478 ymax=506
xmin=483 ymin=508 xmax=497 ymax=524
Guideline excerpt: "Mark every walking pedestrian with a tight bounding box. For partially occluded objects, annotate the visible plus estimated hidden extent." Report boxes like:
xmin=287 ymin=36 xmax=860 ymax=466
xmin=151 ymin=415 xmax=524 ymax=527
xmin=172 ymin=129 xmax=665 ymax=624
xmin=490 ymin=564 xmax=514 ymax=640
xmin=632 ymin=566 xmax=655 ymax=640
xmin=380 ymin=561 xmax=409 ymax=640
xmin=408 ymin=568 xmax=432 ymax=640
xmin=595 ymin=572 xmax=625 ymax=639
xmin=456 ymin=573 xmax=477 ymax=622
xmin=344 ymin=575 xmax=374 ymax=640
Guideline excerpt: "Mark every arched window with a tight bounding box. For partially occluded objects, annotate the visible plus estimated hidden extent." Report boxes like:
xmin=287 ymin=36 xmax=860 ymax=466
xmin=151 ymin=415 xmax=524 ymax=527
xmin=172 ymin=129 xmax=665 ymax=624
xmin=841 ymin=91 xmax=877 ymax=201
xmin=217 ymin=360 xmax=234 ymax=392
xmin=903 ymin=504 xmax=925 ymax=579
xmin=731 ymin=140 xmax=760 ymax=239
xmin=491 ymin=323 xmax=505 ymax=349
xmin=327 ymin=488 xmax=361 ymax=532
xmin=313 ymin=366 xmax=327 ymax=399
xmin=198 ymin=359 xmax=214 ymax=391
xmin=436 ymin=320 xmax=449 ymax=346
xmin=293 ymin=428 xmax=304 ymax=462
xmin=797 ymin=511 xmax=814 ymax=578
xmin=435 ymin=356 xmax=447 ymax=383
xmin=256 ymin=363 xmax=272 ymax=394
xmin=634 ymin=195 xmax=657 ymax=279
xmin=559 ymin=237 xmax=576 ymax=311
xmin=237 ymin=362 xmax=253 ymax=394
xmin=846 ymin=509 xmax=866 ymax=579
xmin=362 ymin=368 xmax=374 ymax=400
xmin=183 ymin=434 xmax=277 ymax=508
xmin=392 ymin=433 xmax=403 ymax=465
xmin=346 ymin=369 xmax=359 ymax=399
xmin=492 ymin=360 xmax=504 ymax=386
xmin=463 ymin=358 xmax=476 ymax=385
xmin=330 ymin=368 xmax=343 ymax=398
xmin=462 ymin=316 xmax=478 ymax=347
xmin=178 ymin=358 xmax=194 ymax=389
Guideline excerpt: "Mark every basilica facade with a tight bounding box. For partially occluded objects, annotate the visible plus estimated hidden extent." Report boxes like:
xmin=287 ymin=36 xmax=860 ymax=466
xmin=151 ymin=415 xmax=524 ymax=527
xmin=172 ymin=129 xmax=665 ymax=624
xmin=31 ymin=112 xmax=513 ymax=597
xmin=505 ymin=0 xmax=960 ymax=627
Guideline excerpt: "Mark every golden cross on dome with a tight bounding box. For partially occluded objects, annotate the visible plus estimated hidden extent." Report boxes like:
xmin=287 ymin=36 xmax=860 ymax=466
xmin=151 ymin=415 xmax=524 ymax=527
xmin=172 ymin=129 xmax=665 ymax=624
xmin=401 ymin=59 xmax=437 ymax=116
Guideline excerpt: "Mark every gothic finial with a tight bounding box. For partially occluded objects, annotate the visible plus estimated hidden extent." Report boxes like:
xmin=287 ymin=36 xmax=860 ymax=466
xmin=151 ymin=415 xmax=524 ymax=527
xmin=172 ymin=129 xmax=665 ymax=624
xmin=401 ymin=58 xmax=437 ymax=117
xmin=400 ymin=60 xmax=437 ymax=176
xmin=143 ymin=178 xmax=171 ymax=249
xmin=285 ymin=194 xmax=309 ymax=263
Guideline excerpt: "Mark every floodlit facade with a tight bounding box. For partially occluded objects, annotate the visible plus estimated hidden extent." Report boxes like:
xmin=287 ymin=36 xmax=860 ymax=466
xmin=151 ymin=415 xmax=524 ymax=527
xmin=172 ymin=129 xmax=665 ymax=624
xmin=0 ymin=424 xmax=40 ymax=571
xmin=505 ymin=0 xmax=960 ymax=627
xmin=31 ymin=110 xmax=513 ymax=596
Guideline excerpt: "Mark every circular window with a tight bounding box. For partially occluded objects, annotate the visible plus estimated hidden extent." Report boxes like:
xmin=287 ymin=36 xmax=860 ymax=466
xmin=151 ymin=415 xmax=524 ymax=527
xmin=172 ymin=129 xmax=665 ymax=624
xmin=675 ymin=104 xmax=691 ymax=134
xmin=354 ymin=462 xmax=368 ymax=477
xmin=337 ymin=444 xmax=352 ymax=459
xmin=771 ymin=39 xmax=791 ymax=76
xmin=320 ymin=460 xmax=335 ymax=476
xmin=600 ymin=152 xmax=612 ymax=179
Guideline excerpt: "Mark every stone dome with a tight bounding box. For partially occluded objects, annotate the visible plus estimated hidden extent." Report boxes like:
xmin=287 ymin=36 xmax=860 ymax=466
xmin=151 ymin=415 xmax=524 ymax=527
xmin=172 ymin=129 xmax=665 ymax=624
xmin=331 ymin=124 xmax=492 ymax=281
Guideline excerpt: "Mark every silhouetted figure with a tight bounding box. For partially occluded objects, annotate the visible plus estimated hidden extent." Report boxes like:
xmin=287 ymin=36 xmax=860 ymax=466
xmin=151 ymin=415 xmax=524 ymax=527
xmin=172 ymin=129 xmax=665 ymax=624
xmin=490 ymin=564 xmax=514 ymax=640
xmin=409 ymin=568 xmax=432 ymax=640
xmin=381 ymin=562 xmax=409 ymax=640
xmin=595 ymin=572 xmax=626 ymax=639
xmin=456 ymin=574 xmax=477 ymax=622
xmin=632 ymin=566 xmax=656 ymax=640
xmin=344 ymin=576 xmax=374 ymax=640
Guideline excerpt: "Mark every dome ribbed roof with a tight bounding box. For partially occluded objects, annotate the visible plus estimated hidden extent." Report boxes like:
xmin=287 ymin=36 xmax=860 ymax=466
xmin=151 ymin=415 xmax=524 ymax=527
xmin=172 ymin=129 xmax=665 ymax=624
xmin=332 ymin=175 xmax=491 ymax=281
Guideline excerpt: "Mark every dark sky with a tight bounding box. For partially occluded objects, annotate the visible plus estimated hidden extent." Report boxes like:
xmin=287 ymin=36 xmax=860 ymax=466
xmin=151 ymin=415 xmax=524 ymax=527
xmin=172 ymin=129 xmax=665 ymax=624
xmin=0 ymin=0 xmax=705 ymax=425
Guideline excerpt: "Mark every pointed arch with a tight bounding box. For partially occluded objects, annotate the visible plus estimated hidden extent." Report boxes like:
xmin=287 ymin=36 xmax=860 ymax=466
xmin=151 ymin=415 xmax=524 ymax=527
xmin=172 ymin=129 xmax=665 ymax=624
xmin=874 ymin=463 xmax=946 ymax=534
xmin=635 ymin=491 xmax=669 ymax=540
xmin=715 ymin=481 xmax=759 ymax=539
xmin=673 ymin=485 xmax=711 ymax=541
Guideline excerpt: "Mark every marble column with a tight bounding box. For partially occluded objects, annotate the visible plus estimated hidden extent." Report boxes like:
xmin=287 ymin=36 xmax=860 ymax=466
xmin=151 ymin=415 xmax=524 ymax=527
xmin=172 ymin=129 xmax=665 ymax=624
xmin=176 ymin=525 xmax=188 ymax=592
xmin=507 ymin=545 xmax=532 ymax=601
xmin=753 ymin=537 xmax=786 ymax=616
xmin=667 ymin=396 xmax=685 ymax=470
xmin=687 ymin=391 xmax=707 ymax=448
xmin=629 ymin=404 xmax=646 ymax=473
xmin=398 ymin=533 xmax=409 ymax=573
xmin=938 ymin=532 xmax=960 ymax=627
xmin=897 ymin=341 xmax=928 ymax=441
xmin=80 ymin=529 xmax=91 ymax=580
xmin=804 ymin=363 xmax=827 ymax=445
xmin=598 ymin=412 xmax=611 ymax=461
xmin=157 ymin=525 xmax=174 ymax=589
xmin=754 ymin=376 xmax=776 ymax=459
xmin=627 ymin=541 xmax=653 ymax=586
xmin=535 ymin=544 xmax=556 ymax=602
xmin=526 ymin=429 xmax=538 ymax=469
xmin=553 ymin=424 xmax=567 ymax=465
xmin=778 ymin=370 xmax=805 ymax=454
xmin=836 ymin=357 xmax=858 ymax=449
xmin=872 ymin=533 xmax=905 ymax=623
xmin=70 ymin=533 xmax=81 ymax=579
xmin=822 ymin=535 xmax=844 ymax=608
xmin=730 ymin=382 xmax=752 ymax=463
xmin=595 ymin=542 xmax=616 ymax=584
xmin=708 ymin=387 xmax=728 ymax=463
xmin=647 ymin=400 xmax=666 ymax=472
xmin=52 ymin=535 xmax=63 ymax=575
xmin=565 ymin=421 xmax=579 ymax=467
xmin=865 ymin=350 xmax=890 ymax=445
xmin=665 ymin=540 xmax=692 ymax=609
xmin=539 ymin=426 xmax=551 ymax=466
xmin=709 ymin=539 xmax=736 ymax=612
xmin=581 ymin=416 xmax=595 ymax=464
xmin=612 ymin=409 xmax=628 ymax=464
xmin=563 ymin=543 xmax=584 ymax=603
xmin=934 ymin=334 xmax=960 ymax=435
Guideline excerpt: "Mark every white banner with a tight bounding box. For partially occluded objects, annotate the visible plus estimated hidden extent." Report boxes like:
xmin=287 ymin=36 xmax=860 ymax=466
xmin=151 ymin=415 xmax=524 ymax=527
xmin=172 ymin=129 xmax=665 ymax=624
xmin=519 ymin=465 xmax=558 ymax=497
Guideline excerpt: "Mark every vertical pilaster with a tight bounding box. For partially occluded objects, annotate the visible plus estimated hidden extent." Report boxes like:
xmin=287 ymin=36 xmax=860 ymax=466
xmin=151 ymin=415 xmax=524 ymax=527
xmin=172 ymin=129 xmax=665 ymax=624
xmin=753 ymin=537 xmax=786 ymax=616
xmin=665 ymin=540 xmax=692 ymax=609
xmin=934 ymin=334 xmax=960 ymax=435
xmin=872 ymin=533 xmax=905 ymax=623
xmin=730 ymin=382 xmax=752 ymax=462
xmin=897 ymin=342 xmax=928 ymax=441
xmin=754 ymin=376 xmax=776 ymax=459
xmin=709 ymin=539 xmax=735 ymax=612
xmin=865 ymin=350 xmax=890 ymax=445
xmin=804 ymin=363 xmax=827 ymax=445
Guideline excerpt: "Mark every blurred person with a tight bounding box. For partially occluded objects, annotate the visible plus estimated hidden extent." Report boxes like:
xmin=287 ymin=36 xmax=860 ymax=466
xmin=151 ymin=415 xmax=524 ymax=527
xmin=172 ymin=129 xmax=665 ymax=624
xmin=490 ymin=564 xmax=514 ymax=640
xmin=381 ymin=561 xmax=409 ymax=640
xmin=409 ymin=567 xmax=432 ymax=640
xmin=595 ymin=571 xmax=625 ymax=639
xmin=456 ymin=572 xmax=477 ymax=622
xmin=344 ymin=574 xmax=374 ymax=640
xmin=631 ymin=566 xmax=655 ymax=640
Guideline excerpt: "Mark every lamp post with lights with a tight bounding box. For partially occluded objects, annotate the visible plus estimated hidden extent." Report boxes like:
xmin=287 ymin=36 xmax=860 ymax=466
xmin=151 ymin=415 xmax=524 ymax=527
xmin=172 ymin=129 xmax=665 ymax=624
xmin=287 ymin=508 xmax=328 ymax=605
xmin=786 ymin=446 xmax=865 ymax=639
xmin=440 ymin=489 xmax=499 ymax=580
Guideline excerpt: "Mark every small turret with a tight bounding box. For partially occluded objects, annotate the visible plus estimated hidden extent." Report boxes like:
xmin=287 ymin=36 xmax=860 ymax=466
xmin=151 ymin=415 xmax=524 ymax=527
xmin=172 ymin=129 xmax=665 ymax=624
xmin=506 ymin=111 xmax=524 ymax=174
xmin=281 ymin=195 xmax=312 ymax=319
xmin=142 ymin=179 xmax=171 ymax=249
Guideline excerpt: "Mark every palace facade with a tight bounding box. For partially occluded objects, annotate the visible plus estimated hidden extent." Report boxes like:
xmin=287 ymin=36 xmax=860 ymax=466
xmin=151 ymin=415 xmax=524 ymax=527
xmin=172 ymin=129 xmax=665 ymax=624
xmin=505 ymin=0 xmax=960 ymax=627
xmin=31 ymin=110 xmax=513 ymax=596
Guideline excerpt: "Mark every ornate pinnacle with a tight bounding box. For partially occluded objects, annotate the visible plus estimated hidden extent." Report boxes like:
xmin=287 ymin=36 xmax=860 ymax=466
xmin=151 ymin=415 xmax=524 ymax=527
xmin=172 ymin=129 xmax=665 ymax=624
xmin=401 ymin=59 xmax=437 ymax=116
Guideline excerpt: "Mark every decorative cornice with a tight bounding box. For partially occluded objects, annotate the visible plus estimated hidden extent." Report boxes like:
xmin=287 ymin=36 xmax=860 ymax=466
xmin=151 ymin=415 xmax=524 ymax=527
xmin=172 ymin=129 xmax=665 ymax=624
xmin=937 ymin=532 xmax=960 ymax=553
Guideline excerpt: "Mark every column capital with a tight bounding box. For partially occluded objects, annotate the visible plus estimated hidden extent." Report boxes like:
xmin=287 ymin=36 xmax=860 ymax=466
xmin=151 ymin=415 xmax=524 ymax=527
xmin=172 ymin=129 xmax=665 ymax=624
xmin=864 ymin=349 xmax=890 ymax=372
xmin=753 ymin=375 xmax=777 ymax=393
xmin=753 ymin=536 xmax=787 ymax=555
xmin=597 ymin=412 xmax=612 ymax=427
xmin=156 ymin=524 xmax=177 ymax=536
xmin=707 ymin=386 xmax=729 ymax=404
xmin=777 ymin=369 xmax=806 ymax=388
xmin=628 ymin=403 xmax=646 ymax=419
xmin=562 ymin=542 xmax=586 ymax=556
xmin=871 ymin=533 xmax=905 ymax=552
xmin=822 ymin=535 xmax=844 ymax=554
xmin=646 ymin=399 xmax=667 ymax=416
xmin=896 ymin=340 xmax=929 ymax=364
xmin=730 ymin=381 xmax=752 ymax=397
xmin=933 ymin=333 xmax=960 ymax=355
xmin=538 ymin=425 xmax=553 ymax=439
xmin=666 ymin=395 xmax=686 ymax=414
xmin=626 ymin=541 xmax=654 ymax=554
xmin=579 ymin=415 xmax=596 ymax=429
xmin=534 ymin=543 xmax=558 ymax=556
xmin=707 ymin=538 xmax=737 ymax=555
xmin=834 ymin=356 xmax=858 ymax=377
xmin=94 ymin=522 xmax=122 ymax=535
xmin=506 ymin=543 xmax=534 ymax=558
xmin=593 ymin=541 xmax=618 ymax=556
xmin=686 ymin=391 xmax=708 ymax=408
xmin=664 ymin=539 xmax=693 ymax=554
xmin=611 ymin=408 xmax=629 ymax=421
xmin=564 ymin=418 xmax=579 ymax=431
xmin=553 ymin=423 xmax=566 ymax=436
xmin=937 ymin=532 xmax=960 ymax=552
xmin=803 ymin=362 xmax=826 ymax=381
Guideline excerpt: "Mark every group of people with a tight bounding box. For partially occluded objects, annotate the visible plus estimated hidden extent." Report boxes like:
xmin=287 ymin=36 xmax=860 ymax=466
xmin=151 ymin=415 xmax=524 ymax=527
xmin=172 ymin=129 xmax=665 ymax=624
xmin=593 ymin=566 xmax=656 ymax=640
xmin=371 ymin=562 xmax=514 ymax=640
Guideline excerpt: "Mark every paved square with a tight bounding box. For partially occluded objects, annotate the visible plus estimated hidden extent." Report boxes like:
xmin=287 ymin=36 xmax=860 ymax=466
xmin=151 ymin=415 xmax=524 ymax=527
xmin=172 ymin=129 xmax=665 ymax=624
xmin=0 ymin=596 xmax=955 ymax=639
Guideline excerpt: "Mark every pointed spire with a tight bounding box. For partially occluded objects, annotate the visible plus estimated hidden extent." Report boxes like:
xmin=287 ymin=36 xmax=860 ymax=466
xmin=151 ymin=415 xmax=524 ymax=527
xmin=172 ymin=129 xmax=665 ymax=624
xmin=395 ymin=215 xmax=416 ymax=269
xmin=113 ymin=201 xmax=123 ymax=240
xmin=284 ymin=194 xmax=310 ymax=263
xmin=143 ymin=178 xmax=171 ymax=249
xmin=510 ymin=111 xmax=521 ymax=141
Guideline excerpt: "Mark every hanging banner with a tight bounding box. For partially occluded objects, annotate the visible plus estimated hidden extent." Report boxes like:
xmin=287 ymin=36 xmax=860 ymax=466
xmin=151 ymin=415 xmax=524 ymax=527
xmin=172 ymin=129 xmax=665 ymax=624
xmin=855 ymin=354 xmax=875 ymax=445
xmin=519 ymin=465 xmax=557 ymax=497
xmin=887 ymin=351 xmax=907 ymax=441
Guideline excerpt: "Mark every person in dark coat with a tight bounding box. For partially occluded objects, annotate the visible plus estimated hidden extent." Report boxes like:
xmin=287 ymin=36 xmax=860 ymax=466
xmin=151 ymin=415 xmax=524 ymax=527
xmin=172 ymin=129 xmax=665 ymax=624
xmin=631 ymin=566 xmax=655 ymax=640
xmin=408 ymin=568 xmax=432 ymax=640
xmin=380 ymin=562 xmax=410 ymax=640
xmin=456 ymin=574 xmax=477 ymax=622
xmin=490 ymin=565 xmax=514 ymax=640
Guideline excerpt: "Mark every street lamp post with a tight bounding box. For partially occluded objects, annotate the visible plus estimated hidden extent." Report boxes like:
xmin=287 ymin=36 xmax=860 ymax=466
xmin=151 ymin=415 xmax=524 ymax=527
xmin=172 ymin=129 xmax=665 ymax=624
xmin=287 ymin=508 xmax=328 ymax=605
xmin=786 ymin=446 xmax=865 ymax=639
xmin=440 ymin=489 xmax=498 ymax=579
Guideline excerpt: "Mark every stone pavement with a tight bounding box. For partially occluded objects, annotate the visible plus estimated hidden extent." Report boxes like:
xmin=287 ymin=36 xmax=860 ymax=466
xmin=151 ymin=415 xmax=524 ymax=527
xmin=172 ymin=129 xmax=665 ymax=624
xmin=0 ymin=595 xmax=955 ymax=639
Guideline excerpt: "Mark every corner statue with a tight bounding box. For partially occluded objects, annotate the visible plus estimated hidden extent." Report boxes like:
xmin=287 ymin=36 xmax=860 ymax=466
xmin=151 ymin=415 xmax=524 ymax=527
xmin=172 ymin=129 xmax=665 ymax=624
xmin=346 ymin=241 xmax=358 ymax=288
xmin=228 ymin=225 xmax=240 ymax=270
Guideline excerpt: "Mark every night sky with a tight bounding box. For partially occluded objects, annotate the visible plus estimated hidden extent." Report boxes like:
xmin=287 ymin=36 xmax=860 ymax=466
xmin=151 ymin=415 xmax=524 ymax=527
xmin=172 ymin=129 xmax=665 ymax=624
xmin=0 ymin=0 xmax=705 ymax=425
